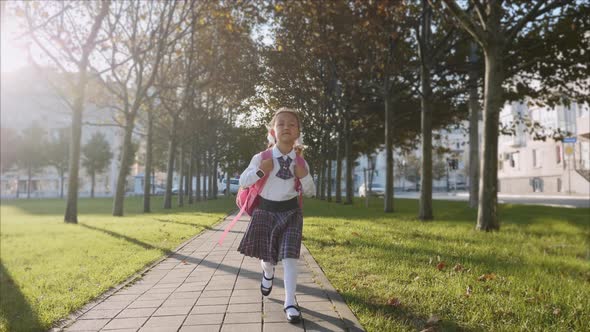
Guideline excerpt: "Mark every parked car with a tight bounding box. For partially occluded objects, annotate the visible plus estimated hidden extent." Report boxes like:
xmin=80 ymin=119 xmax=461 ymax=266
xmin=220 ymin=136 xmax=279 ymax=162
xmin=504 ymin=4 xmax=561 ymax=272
xmin=219 ymin=178 xmax=240 ymax=194
xmin=358 ymin=183 xmax=385 ymax=197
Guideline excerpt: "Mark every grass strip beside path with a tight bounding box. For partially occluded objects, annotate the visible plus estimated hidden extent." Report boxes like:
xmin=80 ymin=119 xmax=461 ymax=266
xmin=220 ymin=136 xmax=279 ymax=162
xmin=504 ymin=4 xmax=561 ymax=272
xmin=302 ymin=198 xmax=589 ymax=332
xmin=0 ymin=197 xmax=235 ymax=332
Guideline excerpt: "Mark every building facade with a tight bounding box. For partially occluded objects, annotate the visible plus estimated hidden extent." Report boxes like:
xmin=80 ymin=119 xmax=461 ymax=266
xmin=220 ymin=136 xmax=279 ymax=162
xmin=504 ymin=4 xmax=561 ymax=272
xmin=497 ymin=101 xmax=589 ymax=195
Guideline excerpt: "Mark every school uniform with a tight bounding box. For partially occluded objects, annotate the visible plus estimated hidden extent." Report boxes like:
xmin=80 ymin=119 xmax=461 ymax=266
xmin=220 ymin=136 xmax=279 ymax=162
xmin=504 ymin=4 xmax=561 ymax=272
xmin=237 ymin=145 xmax=315 ymax=265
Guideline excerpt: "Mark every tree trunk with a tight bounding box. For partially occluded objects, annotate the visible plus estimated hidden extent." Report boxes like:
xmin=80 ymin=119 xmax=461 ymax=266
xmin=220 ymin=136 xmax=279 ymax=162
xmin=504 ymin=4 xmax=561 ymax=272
xmin=319 ymin=151 xmax=326 ymax=200
xmin=202 ymin=150 xmax=208 ymax=200
xmin=163 ymin=130 xmax=177 ymax=209
xmin=195 ymin=153 xmax=201 ymax=201
xmin=477 ymin=46 xmax=503 ymax=231
xmin=384 ymin=96 xmax=394 ymax=212
xmin=344 ymin=114 xmax=354 ymax=205
xmin=178 ymin=145 xmax=185 ymax=207
xmin=468 ymin=43 xmax=480 ymax=209
xmin=60 ymin=168 xmax=64 ymax=199
xmin=27 ymin=167 xmax=31 ymax=199
xmin=188 ymin=145 xmax=194 ymax=204
xmin=64 ymin=1 xmax=108 ymax=223
xmin=213 ymin=159 xmax=218 ymax=199
xmin=327 ymin=158 xmax=332 ymax=202
xmin=335 ymin=131 xmax=342 ymax=203
xmin=112 ymin=119 xmax=135 ymax=216
xmin=90 ymin=171 xmax=95 ymax=198
xmin=143 ymin=109 xmax=153 ymax=213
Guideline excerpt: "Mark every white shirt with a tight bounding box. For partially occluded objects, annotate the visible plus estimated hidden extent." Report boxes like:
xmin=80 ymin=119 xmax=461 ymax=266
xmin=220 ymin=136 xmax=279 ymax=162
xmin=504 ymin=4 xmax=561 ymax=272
xmin=239 ymin=145 xmax=316 ymax=201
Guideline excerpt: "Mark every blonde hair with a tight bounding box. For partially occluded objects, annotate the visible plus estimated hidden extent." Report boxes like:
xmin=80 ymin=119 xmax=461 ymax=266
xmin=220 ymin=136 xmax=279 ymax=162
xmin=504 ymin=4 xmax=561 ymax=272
xmin=267 ymin=107 xmax=305 ymax=151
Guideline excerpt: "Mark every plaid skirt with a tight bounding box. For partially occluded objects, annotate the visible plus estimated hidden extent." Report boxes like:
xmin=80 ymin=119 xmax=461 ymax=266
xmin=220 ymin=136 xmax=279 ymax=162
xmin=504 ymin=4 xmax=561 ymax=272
xmin=238 ymin=206 xmax=303 ymax=265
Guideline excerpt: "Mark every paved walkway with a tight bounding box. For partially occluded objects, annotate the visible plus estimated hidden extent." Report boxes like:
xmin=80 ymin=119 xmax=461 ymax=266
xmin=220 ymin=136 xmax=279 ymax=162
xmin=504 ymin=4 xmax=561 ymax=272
xmin=55 ymin=213 xmax=364 ymax=332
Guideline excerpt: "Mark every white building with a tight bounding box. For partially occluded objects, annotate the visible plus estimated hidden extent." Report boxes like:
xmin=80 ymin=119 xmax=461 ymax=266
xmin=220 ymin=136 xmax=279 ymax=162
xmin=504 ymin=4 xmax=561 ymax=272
xmin=0 ymin=67 xmax=124 ymax=198
xmin=497 ymin=101 xmax=590 ymax=195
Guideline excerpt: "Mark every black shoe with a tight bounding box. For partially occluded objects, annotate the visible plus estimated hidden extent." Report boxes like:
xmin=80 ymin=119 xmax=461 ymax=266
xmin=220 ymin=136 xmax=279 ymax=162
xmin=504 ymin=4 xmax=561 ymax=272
xmin=260 ymin=268 xmax=274 ymax=296
xmin=284 ymin=305 xmax=302 ymax=324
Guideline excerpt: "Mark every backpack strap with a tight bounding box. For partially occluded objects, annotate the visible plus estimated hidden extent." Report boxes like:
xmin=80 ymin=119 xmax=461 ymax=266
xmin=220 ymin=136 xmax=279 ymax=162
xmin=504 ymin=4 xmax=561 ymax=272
xmin=294 ymin=155 xmax=306 ymax=209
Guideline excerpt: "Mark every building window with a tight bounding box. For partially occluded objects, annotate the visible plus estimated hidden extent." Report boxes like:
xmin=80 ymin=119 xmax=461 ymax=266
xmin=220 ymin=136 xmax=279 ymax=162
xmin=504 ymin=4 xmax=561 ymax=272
xmin=556 ymin=145 xmax=562 ymax=164
xmin=510 ymin=152 xmax=519 ymax=169
xmin=532 ymin=149 xmax=541 ymax=168
xmin=531 ymin=177 xmax=543 ymax=192
xmin=557 ymin=178 xmax=562 ymax=192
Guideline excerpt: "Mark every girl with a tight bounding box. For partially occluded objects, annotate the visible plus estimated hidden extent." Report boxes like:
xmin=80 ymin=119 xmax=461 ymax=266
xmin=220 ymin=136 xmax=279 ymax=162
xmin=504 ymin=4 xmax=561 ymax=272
xmin=237 ymin=107 xmax=316 ymax=323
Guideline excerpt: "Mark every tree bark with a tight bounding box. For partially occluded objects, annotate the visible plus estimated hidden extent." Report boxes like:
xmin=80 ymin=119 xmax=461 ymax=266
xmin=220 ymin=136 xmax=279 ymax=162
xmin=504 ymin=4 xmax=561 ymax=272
xmin=90 ymin=172 xmax=95 ymax=198
xmin=468 ymin=43 xmax=480 ymax=209
xmin=27 ymin=167 xmax=31 ymax=199
xmin=112 ymin=118 xmax=135 ymax=216
xmin=344 ymin=114 xmax=354 ymax=205
xmin=418 ymin=1 xmax=433 ymax=220
xmin=188 ymin=145 xmax=194 ymax=204
xmin=195 ymin=153 xmax=201 ymax=201
xmin=477 ymin=45 xmax=503 ymax=231
xmin=64 ymin=1 xmax=109 ymax=223
xmin=143 ymin=109 xmax=153 ymax=213
xmin=163 ymin=124 xmax=178 ymax=209
xmin=327 ymin=158 xmax=332 ymax=202
xmin=335 ymin=131 xmax=342 ymax=203
xmin=384 ymin=96 xmax=394 ymax=212
xmin=178 ymin=145 xmax=185 ymax=207
xmin=202 ymin=150 xmax=208 ymax=200
xmin=60 ymin=169 xmax=64 ymax=199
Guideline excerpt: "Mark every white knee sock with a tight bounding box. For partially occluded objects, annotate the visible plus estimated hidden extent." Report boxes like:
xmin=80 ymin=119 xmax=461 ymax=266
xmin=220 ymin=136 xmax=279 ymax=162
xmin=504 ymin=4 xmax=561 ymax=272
xmin=282 ymin=258 xmax=299 ymax=315
xmin=261 ymin=260 xmax=274 ymax=289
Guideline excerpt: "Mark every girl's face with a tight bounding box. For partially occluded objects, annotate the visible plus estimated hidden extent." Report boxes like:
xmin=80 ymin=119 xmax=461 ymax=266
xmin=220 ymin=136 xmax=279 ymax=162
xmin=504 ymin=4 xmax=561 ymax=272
xmin=271 ymin=112 xmax=300 ymax=144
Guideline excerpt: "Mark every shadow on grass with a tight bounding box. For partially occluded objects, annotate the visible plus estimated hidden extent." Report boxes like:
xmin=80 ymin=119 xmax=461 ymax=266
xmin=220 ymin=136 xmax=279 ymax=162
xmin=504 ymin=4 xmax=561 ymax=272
xmin=0 ymin=262 xmax=44 ymax=332
xmin=306 ymin=198 xmax=589 ymax=234
xmin=78 ymin=223 xmax=173 ymax=254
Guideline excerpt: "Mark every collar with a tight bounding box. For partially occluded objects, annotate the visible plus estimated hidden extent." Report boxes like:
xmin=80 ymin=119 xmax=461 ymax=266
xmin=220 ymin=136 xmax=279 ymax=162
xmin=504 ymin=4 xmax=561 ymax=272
xmin=272 ymin=145 xmax=296 ymax=160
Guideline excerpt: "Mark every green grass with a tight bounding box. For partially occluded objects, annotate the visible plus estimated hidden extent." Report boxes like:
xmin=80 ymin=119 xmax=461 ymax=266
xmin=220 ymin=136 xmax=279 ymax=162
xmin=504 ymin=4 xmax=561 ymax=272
xmin=0 ymin=196 xmax=235 ymax=332
xmin=302 ymin=198 xmax=590 ymax=332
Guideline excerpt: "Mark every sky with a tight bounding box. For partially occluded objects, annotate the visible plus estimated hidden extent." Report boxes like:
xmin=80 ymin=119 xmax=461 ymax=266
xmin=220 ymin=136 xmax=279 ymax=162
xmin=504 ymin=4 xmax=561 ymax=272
xmin=1 ymin=3 xmax=29 ymax=73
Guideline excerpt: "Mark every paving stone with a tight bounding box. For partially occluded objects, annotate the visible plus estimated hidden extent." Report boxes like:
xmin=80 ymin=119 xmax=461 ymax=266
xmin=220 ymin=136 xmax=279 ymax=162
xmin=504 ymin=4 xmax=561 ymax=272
xmin=78 ymin=309 xmax=121 ymax=320
xmin=65 ymin=318 xmax=110 ymax=331
xmin=189 ymin=305 xmax=227 ymax=315
xmin=102 ymin=317 xmax=149 ymax=330
xmin=179 ymin=325 xmax=221 ymax=332
xmin=116 ymin=307 xmax=157 ymax=318
xmin=153 ymin=306 xmax=192 ymax=316
xmin=142 ymin=315 xmax=185 ymax=328
xmin=127 ymin=299 xmax=165 ymax=309
xmin=263 ymin=322 xmax=304 ymax=331
xmin=201 ymin=289 xmax=232 ymax=298
xmin=220 ymin=323 xmax=262 ymax=332
xmin=196 ymin=296 xmax=230 ymax=306
xmin=183 ymin=313 xmax=224 ymax=325
xmin=161 ymin=298 xmax=197 ymax=307
xmin=223 ymin=312 xmax=262 ymax=324
xmin=227 ymin=303 xmax=262 ymax=313
xmin=170 ymin=291 xmax=201 ymax=299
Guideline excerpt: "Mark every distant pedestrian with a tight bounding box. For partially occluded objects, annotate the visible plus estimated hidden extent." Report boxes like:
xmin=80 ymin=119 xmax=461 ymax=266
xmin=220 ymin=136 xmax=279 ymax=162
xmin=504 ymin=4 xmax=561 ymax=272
xmin=237 ymin=107 xmax=315 ymax=323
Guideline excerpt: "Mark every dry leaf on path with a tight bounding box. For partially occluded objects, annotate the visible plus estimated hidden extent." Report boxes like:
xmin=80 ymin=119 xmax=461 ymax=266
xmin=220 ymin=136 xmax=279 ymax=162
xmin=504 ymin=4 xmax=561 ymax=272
xmin=436 ymin=261 xmax=446 ymax=271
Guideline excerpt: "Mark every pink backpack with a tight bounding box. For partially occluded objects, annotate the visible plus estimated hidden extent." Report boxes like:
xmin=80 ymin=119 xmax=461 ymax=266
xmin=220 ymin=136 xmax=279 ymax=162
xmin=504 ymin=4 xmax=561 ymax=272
xmin=218 ymin=149 xmax=306 ymax=246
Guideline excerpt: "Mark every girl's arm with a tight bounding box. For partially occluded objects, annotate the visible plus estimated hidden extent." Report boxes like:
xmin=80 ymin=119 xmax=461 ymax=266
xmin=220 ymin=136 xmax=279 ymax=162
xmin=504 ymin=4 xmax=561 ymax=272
xmin=239 ymin=153 xmax=262 ymax=188
xmin=299 ymin=160 xmax=316 ymax=197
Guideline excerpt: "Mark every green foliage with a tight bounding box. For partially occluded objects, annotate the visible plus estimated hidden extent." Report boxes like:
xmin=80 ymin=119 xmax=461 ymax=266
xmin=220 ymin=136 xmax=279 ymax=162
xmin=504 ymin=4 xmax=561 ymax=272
xmin=81 ymin=132 xmax=113 ymax=177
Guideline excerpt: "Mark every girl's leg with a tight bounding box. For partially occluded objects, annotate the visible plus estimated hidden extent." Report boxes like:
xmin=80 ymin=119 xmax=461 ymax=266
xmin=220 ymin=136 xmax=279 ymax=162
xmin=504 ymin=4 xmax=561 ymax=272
xmin=282 ymin=258 xmax=299 ymax=316
xmin=261 ymin=260 xmax=274 ymax=290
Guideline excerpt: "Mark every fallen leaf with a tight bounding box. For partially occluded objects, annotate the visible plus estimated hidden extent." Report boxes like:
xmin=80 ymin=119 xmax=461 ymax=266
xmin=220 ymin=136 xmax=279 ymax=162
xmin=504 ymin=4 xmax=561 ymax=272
xmin=453 ymin=264 xmax=464 ymax=272
xmin=426 ymin=315 xmax=441 ymax=326
xmin=181 ymin=260 xmax=188 ymax=265
xmin=436 ymin=261 xmax=446 ymax=271
xmin=478 ymin=273 xmax=496 ymax=282
xmin=351 ymin=232 xmax=360 ymax=237
xmin=466 ymin=285 xmax=472 ymax=297
xmin=387 ymin=297 xmax=402 ymax=307
xmin=553 ymin=308 xmax=561 ymax=316
xmin=429 ymin=257 xmax=433 ymax=265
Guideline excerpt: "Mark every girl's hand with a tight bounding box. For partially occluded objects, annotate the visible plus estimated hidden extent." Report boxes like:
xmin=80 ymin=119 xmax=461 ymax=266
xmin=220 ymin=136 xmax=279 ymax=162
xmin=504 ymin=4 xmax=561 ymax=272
xmin=294 ymin=165 xmax=308 ymax=179
xmin=260 ymin=159 xmax=274 ymax=174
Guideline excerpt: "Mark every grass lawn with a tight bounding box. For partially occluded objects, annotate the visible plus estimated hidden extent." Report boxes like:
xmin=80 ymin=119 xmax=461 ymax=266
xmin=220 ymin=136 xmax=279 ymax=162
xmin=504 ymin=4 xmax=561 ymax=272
xmin=0 ymin=196 xmax=235 ymax=332
xmin=302 ymin=198 xmax=589 ymax=332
